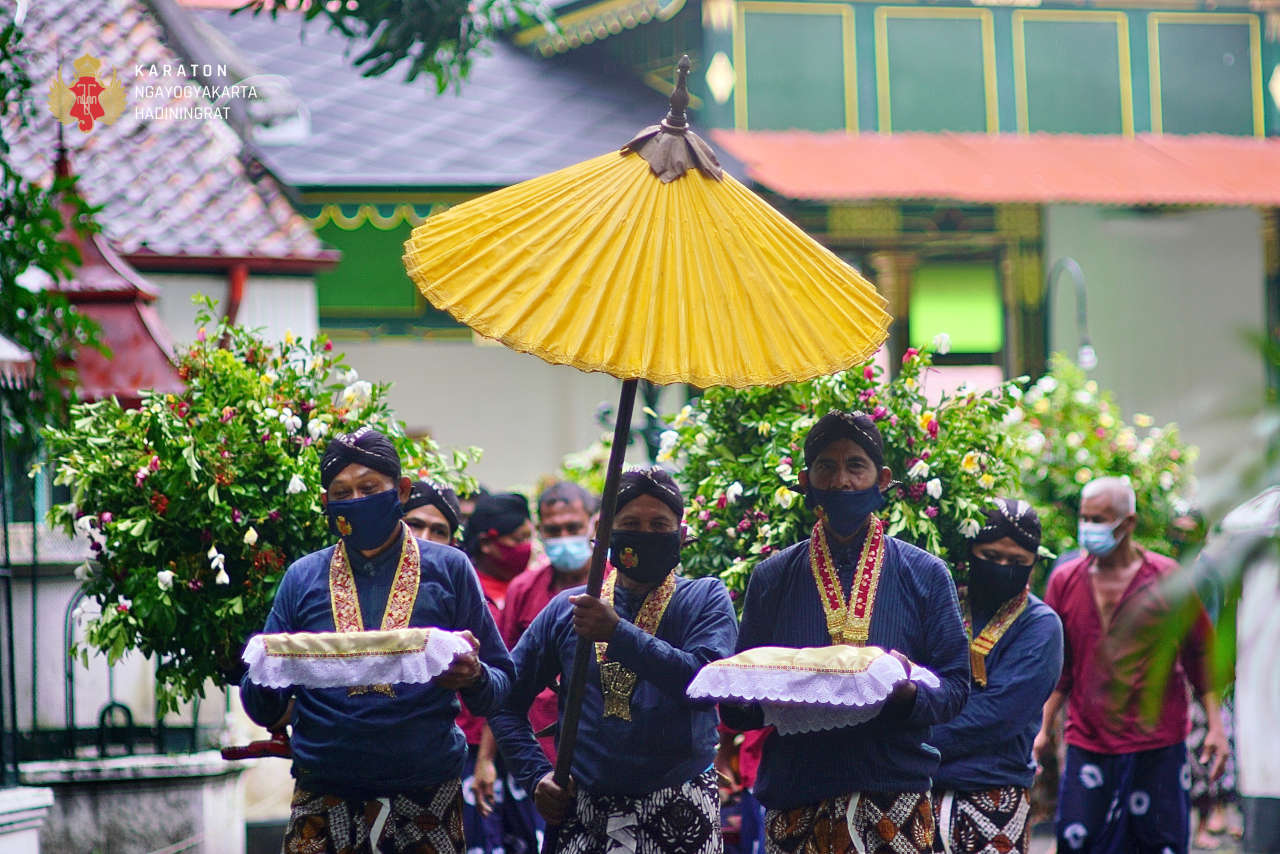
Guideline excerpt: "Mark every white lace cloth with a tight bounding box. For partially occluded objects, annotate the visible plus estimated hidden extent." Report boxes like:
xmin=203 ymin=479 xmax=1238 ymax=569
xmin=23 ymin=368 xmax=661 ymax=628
xmin=687 ymin=649 xmax=941 ymax=735
xmin=242 ymin=628 xmax=473 ymax=689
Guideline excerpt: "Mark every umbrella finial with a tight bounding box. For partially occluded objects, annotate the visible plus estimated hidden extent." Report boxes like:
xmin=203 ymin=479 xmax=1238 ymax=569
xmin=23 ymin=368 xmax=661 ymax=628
xmin=663 ymin=55 xmax=693 ymax=131
xmin=622 ymin=53 xmax=723 ymax=183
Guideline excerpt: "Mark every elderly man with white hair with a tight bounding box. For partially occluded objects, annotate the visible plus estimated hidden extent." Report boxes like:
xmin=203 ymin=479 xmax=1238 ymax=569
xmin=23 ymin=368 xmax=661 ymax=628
xmin=1035 ymin=476 xmax=1227 ymax=854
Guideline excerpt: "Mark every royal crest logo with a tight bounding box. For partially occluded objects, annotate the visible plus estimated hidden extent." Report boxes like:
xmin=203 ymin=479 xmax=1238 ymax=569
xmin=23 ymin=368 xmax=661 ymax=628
xmin=619 ymin=546 xmax=639 ymax=569
xmin=336 ymin=516 xmax=353 ymax=537
xmin=48 ymin=54 xmax=126 ymax=133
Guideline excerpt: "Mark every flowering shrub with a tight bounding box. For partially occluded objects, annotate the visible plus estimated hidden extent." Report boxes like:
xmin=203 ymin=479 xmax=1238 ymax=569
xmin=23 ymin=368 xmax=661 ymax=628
xmin=662 ymin=340 xmax=1024 ymax=595
xmin=41 ymin=298 xmax=480 ymax=712
xmin=1010 ymin=353 xmax=1200 ymax=560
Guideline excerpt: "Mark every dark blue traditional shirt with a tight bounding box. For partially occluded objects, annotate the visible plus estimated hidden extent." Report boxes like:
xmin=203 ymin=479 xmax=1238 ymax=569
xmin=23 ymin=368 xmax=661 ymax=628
xmin=240 ymin=530 xmax=513 ymax=797
xmin=490 ymin=574 xmax=738 ymax=797
xmin=721 ymin=533 xmax=970 ymax=810
xmin=931 ymin=593 xmax=1063 ymax=791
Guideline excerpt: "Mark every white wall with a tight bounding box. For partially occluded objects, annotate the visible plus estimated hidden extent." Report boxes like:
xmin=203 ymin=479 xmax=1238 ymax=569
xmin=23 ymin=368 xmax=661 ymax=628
xmin=1045 ymin=205 xmax=1267 ymax=472
xmin=147 ymin=273 xmax=318 ymax=345
xmin=336 ymin=337 xmax=680 ymax=490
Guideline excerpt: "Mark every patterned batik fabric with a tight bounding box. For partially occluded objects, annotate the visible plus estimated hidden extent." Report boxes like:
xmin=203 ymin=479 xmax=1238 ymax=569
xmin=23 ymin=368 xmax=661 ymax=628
xmin=555 ymin=769 xmax=721 ymax=854
xmin=1186 ymin=697 xmax=1236 ymax=805
xmin=929 ymin=787 xmax=1030 ymax=854
xmin=765 ymin=792 xmax=933 ymax=854
xmin=1055 ymin=742 xmax=1190 ymax=854
xmin=283 ymin=778 xmax=464 ymax=854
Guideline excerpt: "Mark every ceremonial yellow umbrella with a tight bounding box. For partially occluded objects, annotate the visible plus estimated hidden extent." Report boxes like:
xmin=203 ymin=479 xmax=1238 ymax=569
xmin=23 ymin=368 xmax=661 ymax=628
xmin=403 ymin=56 xmax=889 ymax=835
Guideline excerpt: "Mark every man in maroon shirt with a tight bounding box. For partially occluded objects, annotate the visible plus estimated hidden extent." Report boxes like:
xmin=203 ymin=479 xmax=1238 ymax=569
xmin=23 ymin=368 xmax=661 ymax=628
xmin=1035 ymin=476 xmax=1227 ymax=854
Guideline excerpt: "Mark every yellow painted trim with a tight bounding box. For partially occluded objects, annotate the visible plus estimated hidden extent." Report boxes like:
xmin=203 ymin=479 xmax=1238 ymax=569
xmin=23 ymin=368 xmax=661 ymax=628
xmin=874 ymin=7 xmax=998 ymax=134
xmin=514 ymin=0 xmax=686 ymax=53
xmin=733 ymin=1 xmax=857 ymax=132
xmin=1012 ymin=10 xmax=1134 ymax=136
xmin=309 ymin=203 xmax=448 ymax=231
xmin=1148 ymin=12 xmax=1264 ymax=137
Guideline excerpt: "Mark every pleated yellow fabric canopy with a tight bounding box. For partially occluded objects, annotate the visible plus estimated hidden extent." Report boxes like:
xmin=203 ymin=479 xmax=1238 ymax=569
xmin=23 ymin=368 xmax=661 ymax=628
xmin=402 ymin=70 xmax=889 ymax=389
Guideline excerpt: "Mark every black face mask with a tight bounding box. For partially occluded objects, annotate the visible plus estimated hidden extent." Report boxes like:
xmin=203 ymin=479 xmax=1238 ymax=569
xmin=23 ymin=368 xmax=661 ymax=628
xmin=968 ymin=554 xmax=1033 ymax=615
xmin=608 ymin=530 xmax=681 ymax=584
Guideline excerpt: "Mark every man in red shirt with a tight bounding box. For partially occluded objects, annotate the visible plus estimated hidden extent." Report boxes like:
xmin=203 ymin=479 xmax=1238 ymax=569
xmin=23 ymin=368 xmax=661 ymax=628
xmin=474 ymin=481 xmax=599 ymax=801
xmin=1036 ymin=476 xmax=1228 ymax=854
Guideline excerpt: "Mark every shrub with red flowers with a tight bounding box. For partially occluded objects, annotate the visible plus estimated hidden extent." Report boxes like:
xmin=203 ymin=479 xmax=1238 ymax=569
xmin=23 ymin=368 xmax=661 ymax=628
xmin=661 ymin=340 xmax=1025 ymax=595
xmin=40 ymin=298 xmax=481 ymax=712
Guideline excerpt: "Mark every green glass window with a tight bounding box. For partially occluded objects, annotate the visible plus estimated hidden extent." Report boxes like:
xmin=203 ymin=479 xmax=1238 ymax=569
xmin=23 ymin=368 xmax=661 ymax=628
xmin=908 ymin=262 xmax=1003 ymax=354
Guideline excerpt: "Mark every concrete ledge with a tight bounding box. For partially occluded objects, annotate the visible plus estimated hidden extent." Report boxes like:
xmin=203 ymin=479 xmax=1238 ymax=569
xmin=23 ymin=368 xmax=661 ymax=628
xmin=0 ymin=786 xmax=55 ymax=854
xmin=20 ymin=751 xmax=240 ymax=785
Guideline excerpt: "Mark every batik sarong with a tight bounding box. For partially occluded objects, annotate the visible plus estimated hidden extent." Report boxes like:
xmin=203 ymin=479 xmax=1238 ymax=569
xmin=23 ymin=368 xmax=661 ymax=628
xmin=765 ymin=791 xmax=933 ymax=854
xmin=929 ymin=786 xmax=1030 ymax=854
xmin=461 ymin=745 xmax=543 ymax=854
xmin=555 ymin=768 xmax=721 ymax=854
xmin=283 ymin=778 xmax=464 ymax=854
xmin=1055 ymin=742 xmax=1190 ymax=854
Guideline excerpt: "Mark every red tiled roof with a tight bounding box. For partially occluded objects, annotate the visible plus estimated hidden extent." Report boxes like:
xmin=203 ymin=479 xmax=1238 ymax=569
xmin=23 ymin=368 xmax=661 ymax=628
xmin=712 ymin=131 xmax=1280 ymax=207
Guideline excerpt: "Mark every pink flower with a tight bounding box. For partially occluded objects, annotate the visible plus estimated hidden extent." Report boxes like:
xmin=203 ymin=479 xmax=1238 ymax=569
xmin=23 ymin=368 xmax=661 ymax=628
xmin=716 ymin=494 xmax=728 ymax=510
xmin=863 ymin=366 xmax=874 ymax=380
xmin=261 ymin=432 xmax=271 ymax=443
xmin=924 ymin=506 xmax=939 ymax=518
xmin=148 ymin=455 xmax=160 ymax=472
xmin=906 ymin=437 xmax=916 ymax=448
xmin=699 ymin=510 xmax=711 ymax=521
xmin=737 ymin=518 xmax=752 ymax=532
xmin=135 ymin=468 xmax=149 ymax=487
xmin=268 ymin=510 xmax=281 ymax=522
xmin=890 ymin=415 xmax=899 ymax=427
xmin=196 ymin=327 xmax=207 ymax=343
xmin=232 ymin=509 xmax=244 ymax=524
xmin=928 ymin=420 xmax=939 ymax=439
xmin=117 ymin=603 xmax=129 ymax=614
xmin=902 ymin=348 xmax=919 ymax=364
xmin=908 ymin=483 xmax=927 ymax=500
xmin=187 ymin=579 xmax=203 ymax=591
xmin=871 ymin=406 xmax=888 ymax=421
xmin=323 ymin=340 xmax=333 ymax=352
xmin=921 ymin=450 xmax=932 ymax=461
xmin=760 ymin=545 xmax=773 ymax=555
xmin=858 ymin=388 xmax=876 ymax=403
xmin=781 ymin=456 xmax=792 ymax=466
xmin=706 ymin=520 xmax=719 ymax=530
xmin=1095 ymin=427 xmax=1107 ymax=439
xmin=221 ymin=449 xmax=231 ymax=459
xmin=220 ymin=406 xmax=236 ymax=423
xmin=100 ymin=511 xmax=113 ymax=524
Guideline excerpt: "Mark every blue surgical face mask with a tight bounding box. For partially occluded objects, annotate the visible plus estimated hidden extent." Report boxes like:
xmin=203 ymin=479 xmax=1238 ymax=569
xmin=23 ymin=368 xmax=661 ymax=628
xmin=327 ymin=488 xmax=403 ymax=552
xmin=805 ymin=484 xmax=886 ymax=538
xmin=1078 ymin=518 xmax=1124 ymax=557
xmin=544 ymin=535 xmax=591 ymax=573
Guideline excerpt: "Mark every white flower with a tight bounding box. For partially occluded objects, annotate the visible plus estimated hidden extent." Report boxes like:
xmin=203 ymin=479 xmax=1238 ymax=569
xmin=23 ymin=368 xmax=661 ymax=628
xmin=74 ymin=515 xmax=97 ymax=536
xmin=931 ymin=332 xmax=951 ymax=355
xmin=695 ymin=433 xmax=708 ymax=449
xmin=208 ymin=545 xmax=226 ymax=574
xmin=1006 ymin=384 xmax=1023 ymax=401
xmin=960 ymin=518 xmax=981 ymax=539
xmin=672 ymin=406 xmax=693 ymax=428
xmin=926 ymin=478 xmax=942 ymax=500
xmin=71 ymin=604 xmax=86 ymax=624
xmin=279 ymin=407 xmax=302 ymax=435
xmin=1002 ymin=407 xmax=1024 ymax=426
xmin=1074 ymin=390 xmax=1093 ymax=405
xmin=262 ymin=371 xmax=278 ymax=385
xmin=286 ymin=474 xmax=307 ymax=494
xmin=1066 ymin=432 xmax=1083 ymax=449
xmin=775 ymin=461 xmax=793 ymax=479
xmin=658 ymin=430 xmax=678 ymax=455
xmin=774 ymin=486 xmax=797 ymax=509
xmin=307 ymin=419 xmax=329 ymax=441
xmin=117 ymin=595 xmax=132 ymax=610
xmin=1036 ymin=376 xmax=1058 ymax=394
xmin=907 ymin=459 xmax=930 ymax=480
xmin=263 ymin=408 xmax=280 ymax=423
xmin=1023 ymin=431 xmax=1047 ymax=455
xmin=978 ymin=473 xmax=996 ymax=490
xmin=725 ymin=481 xmax=744 ymax=504
xmin=156 ymin=569 xmax=175 ymax=591
xmin=74 ymin=561 xmax=95 ymax=582
xmin=1159 ymin=471 xmax=1175 ymax=491
xmin=1075 ymin=448 xmax=1091 ymax=464
xmin=1136 ymin=439 xmax=1154 ymax=461
xmin=341 ymin=380 xmax=373 ymax=409
xmin=243 ymin=527 xmax=259 ymax=546
xmin=792 ymin=415 xmax=816 ymax=433
xmin=341 ymin=368 xmax=360 ymax=385
xmin=215 ymin=568 xmax=230 ymax=586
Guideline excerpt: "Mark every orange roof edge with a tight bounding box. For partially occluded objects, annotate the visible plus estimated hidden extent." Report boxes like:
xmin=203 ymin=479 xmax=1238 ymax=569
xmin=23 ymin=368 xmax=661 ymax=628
xmin=712 ymin=131 xmax=1280 ymax=207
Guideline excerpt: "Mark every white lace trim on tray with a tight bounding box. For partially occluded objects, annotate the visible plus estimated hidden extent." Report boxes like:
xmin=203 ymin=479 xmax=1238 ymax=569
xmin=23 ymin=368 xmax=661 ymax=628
xmin=242 ymin=628 xmax=473 ymax=689
xmin=687 ymin=653 xmax=941 ymax=735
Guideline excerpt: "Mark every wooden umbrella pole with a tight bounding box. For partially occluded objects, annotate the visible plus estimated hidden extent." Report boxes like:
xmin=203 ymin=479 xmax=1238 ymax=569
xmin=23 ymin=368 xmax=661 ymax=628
xmin=543 ymin=377 xmax=638 ymax=851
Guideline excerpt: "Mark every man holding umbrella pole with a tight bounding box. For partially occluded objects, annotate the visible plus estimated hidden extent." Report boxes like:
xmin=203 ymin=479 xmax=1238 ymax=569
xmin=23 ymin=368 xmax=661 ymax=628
xmin=489 ymin=467 xmax=738 ymax=853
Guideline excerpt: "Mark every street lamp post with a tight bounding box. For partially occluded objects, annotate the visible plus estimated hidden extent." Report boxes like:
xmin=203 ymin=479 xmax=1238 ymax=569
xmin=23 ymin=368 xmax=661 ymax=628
xmin=1045 ymin=257 xmax=1098 ymax=370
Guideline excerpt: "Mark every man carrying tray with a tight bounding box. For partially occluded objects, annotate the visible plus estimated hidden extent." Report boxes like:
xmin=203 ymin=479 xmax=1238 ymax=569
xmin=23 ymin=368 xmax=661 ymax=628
xmin=930 ymin=498 xmax=1063 ymax=854
xmin=721 ymin=411 xmax=969 ymax=854
xmin=240 ymin=426 xmax=514 ymax=854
